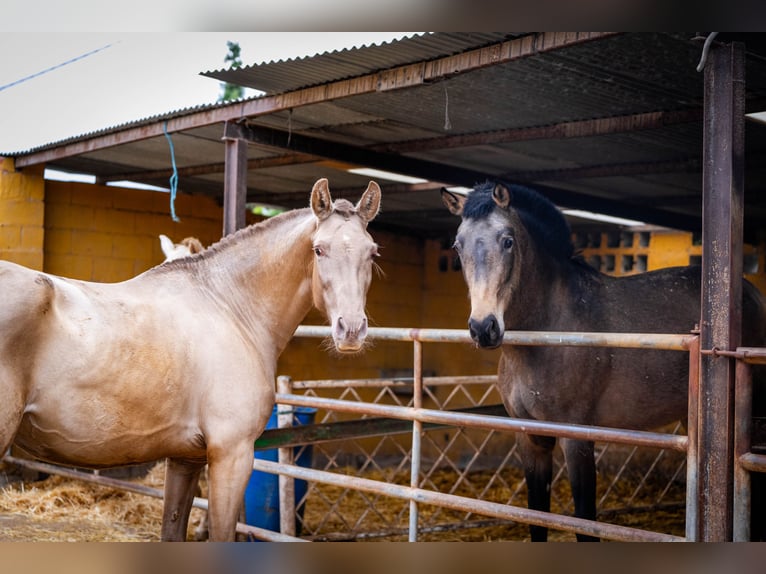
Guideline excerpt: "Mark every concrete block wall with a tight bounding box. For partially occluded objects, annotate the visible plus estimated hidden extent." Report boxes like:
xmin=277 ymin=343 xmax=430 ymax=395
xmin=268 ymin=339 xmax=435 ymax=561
xmin=43 ymin=180 xmax=223 ymax=282
xmin=0 ymin=159 xmax=45 ymax=270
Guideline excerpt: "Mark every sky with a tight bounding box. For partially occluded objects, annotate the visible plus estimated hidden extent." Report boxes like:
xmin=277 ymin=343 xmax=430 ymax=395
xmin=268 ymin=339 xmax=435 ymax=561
xmin=0 ymin=33 xmax=413 ymax=153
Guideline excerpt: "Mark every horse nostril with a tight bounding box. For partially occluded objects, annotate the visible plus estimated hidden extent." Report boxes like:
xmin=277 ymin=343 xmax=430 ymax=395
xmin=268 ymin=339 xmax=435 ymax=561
xmin=468 ymin=315 xmax=502 ymax=348
xmin=488 ymin=316 xmax=499 ymax=339
xmin=468 ymin=318 xmax=480 ymax=341
xmin=334 ymin=316 xmax=347 ymax=339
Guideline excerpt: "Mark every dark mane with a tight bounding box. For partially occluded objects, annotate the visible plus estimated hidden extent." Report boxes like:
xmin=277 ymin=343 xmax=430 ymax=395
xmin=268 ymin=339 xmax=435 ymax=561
xmin=463 ymin=181 xmax=580 ymax=264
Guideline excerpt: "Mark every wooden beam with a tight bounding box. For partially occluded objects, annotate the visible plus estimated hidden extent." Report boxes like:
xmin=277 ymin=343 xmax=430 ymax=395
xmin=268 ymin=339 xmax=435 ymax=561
xmin=375 ymin=108 xmax=704 ymax=154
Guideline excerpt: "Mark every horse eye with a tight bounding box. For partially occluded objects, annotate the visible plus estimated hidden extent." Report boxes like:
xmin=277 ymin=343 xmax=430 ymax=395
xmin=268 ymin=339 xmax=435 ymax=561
xmin=313 ymin=246 xmax=325 ymax=257
xmin=502 ymin=236 xmax=514 ymax=250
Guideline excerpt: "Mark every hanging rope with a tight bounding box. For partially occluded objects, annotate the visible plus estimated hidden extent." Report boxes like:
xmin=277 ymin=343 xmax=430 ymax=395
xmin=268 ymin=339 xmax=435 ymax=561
xmin=163 ymin=121 xmax=180 ymax=222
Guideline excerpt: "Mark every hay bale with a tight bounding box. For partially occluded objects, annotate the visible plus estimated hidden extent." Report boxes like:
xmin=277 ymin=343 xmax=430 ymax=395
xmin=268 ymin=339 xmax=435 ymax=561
xmin=0 ymin=461 xmax=207 ymax=542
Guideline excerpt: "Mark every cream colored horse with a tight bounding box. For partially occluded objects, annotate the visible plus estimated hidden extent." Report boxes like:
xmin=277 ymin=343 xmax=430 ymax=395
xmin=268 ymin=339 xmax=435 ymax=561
xmin=0 ymin=178 xmax=381 ymax=541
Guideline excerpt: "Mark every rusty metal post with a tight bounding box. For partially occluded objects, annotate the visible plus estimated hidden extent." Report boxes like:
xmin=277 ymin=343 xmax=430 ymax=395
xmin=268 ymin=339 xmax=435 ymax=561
xmin=222 ymin=120 xmax=248 ymax=237
xmin=408 ymin=339 xmax=423 ymax=542
xmin=697 ymin=40 xmax=746 ymax=541
xmin=685 ymin=335 xmax=700 ymax=540
xmin=733 ymin=359 xmax=753 ymax=541
xmin=277 ymin=375 xmax=297 ymax=537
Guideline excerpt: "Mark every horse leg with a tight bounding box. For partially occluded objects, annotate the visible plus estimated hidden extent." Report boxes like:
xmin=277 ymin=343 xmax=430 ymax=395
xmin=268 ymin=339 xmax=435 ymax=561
xmin=193 ymin=466 xmax=210 ymax=541
xmin=161 ymin=458 xmax=205 ymax=541
xmin=0 ymin=371 xmax=24 ymax=457
xmin=518 ymin=432 xmax=555 ymax=542
xmin=561 ymin=438 xmax=599 ymax=542
xmin=206 ymin=439 xmax=254 ymax=542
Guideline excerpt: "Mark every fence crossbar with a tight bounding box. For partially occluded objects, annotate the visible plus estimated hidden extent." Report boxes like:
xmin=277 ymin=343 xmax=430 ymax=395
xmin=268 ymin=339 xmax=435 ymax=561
xmin=251 ymin=458 xmax=684 ymax=542
xmin=295 ymin=325 xmax=694 ymax=351
xmin=275 ymin=393 xmax=688 ymax=453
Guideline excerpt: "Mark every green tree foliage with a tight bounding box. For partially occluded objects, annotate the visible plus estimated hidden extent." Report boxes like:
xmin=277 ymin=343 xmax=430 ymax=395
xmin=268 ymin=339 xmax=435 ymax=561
xmin=219 ymin=41 xmax=245 ymax=102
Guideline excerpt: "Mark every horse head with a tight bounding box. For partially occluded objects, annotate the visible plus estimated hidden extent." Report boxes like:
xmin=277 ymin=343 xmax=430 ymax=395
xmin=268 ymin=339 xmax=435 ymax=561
xmin=310 ymin=178 xmax=381 ymax=353
xmin=442 ymin=183 xmax=517 ymax=348
xmin=442 ymin=181 xmax=572 ymax=349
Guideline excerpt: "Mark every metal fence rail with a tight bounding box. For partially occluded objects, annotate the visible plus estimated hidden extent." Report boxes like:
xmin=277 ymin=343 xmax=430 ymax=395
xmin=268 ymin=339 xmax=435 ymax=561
xmin=278 ymin=325 xmax=695 ymax=541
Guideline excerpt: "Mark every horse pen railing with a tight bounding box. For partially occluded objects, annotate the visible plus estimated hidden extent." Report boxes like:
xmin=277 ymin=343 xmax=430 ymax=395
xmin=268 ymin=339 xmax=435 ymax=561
xmin=271 ymin=325 xmax=694 ymax=542
xmin=5 ymin=325 xmax=765 ymax=541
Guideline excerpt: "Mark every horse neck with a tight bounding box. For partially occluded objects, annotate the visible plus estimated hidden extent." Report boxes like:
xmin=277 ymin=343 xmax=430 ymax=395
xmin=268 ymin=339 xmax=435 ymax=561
xmin=201 ymin=210 xmax=316 ymax=355
xmin=509 ymin=247 xmax=591 ymax=330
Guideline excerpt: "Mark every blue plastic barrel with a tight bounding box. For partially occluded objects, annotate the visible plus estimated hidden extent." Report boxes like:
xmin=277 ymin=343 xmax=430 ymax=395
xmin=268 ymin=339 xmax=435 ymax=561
xmin=243 ymin=405 xmax=316 ymax=537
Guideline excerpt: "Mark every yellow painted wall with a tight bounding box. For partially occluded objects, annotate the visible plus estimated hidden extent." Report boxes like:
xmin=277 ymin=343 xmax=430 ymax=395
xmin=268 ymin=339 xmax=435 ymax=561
xmin=0 ymin=158 xmax=45 ymax=270
xmin=43 ymin=180 xmax=223 ymax=281
xmin=576 ymin=227 xmax=766 ymax=294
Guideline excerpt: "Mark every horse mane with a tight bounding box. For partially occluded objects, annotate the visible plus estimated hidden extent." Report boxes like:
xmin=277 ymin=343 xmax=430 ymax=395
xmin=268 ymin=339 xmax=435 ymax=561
xmin=464 ymin=181 xmax=591 ymax=269
xmin=152 ymin=208 xmax=312 ymax=273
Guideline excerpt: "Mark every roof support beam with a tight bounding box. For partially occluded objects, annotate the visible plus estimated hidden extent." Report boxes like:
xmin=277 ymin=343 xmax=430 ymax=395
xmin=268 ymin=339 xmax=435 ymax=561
xmin=222 ymin=122 xmax=249 ymax=236
xmin=224 ymin=121 xmax=702 ymax=232
xmin=376 ymin=108 xmax=705 ymax=153
xmin=694 ymin=40 xmax=746 ymax=542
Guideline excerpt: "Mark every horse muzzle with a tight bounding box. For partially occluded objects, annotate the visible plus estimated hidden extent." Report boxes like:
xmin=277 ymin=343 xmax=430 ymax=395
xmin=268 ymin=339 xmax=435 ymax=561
xmin=468 ymin=315 xmax=503 ymax=349
xmin=332 ymin=315 xmax=369 ymax=352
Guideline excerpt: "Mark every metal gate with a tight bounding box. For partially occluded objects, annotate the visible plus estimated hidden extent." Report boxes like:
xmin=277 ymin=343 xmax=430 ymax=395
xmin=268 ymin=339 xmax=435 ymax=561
xmin=264 ymin=325 xmax=694 ymax=542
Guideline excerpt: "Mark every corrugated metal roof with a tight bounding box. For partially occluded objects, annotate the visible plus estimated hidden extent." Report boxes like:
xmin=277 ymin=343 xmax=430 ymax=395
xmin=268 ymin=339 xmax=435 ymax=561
xmin=10 ymin=32 xmax=766 ymax=240
xmin=202 ymin=32 xmax=520 ymax=94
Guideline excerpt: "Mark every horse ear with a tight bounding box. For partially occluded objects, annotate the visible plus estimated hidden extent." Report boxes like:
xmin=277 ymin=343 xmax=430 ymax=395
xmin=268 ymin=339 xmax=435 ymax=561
xmin=492 ymin=184 xmax=511 ymax=209
xmin=182 ymin=237 xmax=204 ymax=254
xmin=441 ymin=188 xmax=466 ymax=216
xmin=310 ymin=178 xmax=333 ymax=220
xmin=356 ymin=181 xmax=381 ymax=224
xmin=159 ymin=234 xmax=175 ymax=258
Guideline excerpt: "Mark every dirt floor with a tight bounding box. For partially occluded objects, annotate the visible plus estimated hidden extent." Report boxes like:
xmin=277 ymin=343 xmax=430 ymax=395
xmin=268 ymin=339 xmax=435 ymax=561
xmin=0 ymin=460 xmax=686 ymax=542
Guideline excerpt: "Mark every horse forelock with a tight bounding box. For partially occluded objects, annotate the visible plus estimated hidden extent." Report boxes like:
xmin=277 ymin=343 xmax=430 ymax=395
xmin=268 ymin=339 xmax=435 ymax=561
xmin=464 ymin=181 xmax=575 ymax=263
xmin=332 ymin=198 xmax=356 ymax=219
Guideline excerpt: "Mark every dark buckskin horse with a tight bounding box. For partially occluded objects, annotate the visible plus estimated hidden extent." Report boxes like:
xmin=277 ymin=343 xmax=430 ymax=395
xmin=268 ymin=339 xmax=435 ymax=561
xmin=442 ymin=181 xmax=766 ymax=541
xmin=0 ymin=178 xmax=381 ymax=541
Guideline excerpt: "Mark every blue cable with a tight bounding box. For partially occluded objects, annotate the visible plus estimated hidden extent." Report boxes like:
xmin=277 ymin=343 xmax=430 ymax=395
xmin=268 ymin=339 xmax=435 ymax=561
xmin=163 ymin=121 xmax=180 ymax=222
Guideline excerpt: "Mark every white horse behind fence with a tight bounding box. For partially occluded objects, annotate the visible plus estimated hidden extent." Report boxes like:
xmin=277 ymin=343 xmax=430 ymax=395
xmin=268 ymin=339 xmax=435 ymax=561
xmin=159 ymin=235 xmax=204 ymax=262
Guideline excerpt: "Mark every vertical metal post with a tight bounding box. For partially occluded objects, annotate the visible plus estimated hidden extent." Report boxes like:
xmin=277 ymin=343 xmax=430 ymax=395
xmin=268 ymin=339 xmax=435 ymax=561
xmin=222 ymin=120 xmax=248 ymax=237
xmin=733 ymin=359 xmax=753 ymax=541
xmin=277 ymin=375 xmax=297 ymax=537
xmin=408 ymin=339 xmax=423 ymax=542
xmin=697 ymin=40 xmax=745 ymax=541
xmin=685 ymin=335 xmax=700 ymax=540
